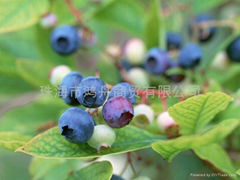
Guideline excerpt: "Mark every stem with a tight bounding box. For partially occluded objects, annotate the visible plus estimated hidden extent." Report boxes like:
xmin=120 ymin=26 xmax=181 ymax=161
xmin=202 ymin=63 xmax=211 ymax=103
xmin=64 ymin=0 xmax=82 ymax=22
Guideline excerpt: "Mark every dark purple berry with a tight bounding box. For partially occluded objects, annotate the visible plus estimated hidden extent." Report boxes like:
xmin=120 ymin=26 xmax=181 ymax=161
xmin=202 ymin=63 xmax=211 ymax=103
xmin=102 ymin=96 xmax=134 ymax=128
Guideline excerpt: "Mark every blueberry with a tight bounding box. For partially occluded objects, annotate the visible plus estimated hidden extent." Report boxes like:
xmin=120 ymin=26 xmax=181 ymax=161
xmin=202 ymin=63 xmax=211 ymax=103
xmin=102 ymin=96 xmax=134 ymax=128
xmin=179 ymin=43 xmax=202 ymax=68
xmin=226 ymin=36 xmax=240 ymax=62
xmin=58 ymin=108 xmax=95 ymax=144
xmin=166 ymin=32 xmax=183 ymax=50
xmin=111 ymin=175 xmax=125 ymax=180
xmin=77 ymin=76 xmax=107 ymax=108
xmin=109 ymin=82 xmax=136 ymax=104
xmin=59 ymin=72 xmax=83 ymax=106
xmin=190 ymin=14 xmax=216 ymax=42
xmin=144 ymin=48 xmax=171 ymax=75
xmin=50 ymin=25 xmax=80 ymax=55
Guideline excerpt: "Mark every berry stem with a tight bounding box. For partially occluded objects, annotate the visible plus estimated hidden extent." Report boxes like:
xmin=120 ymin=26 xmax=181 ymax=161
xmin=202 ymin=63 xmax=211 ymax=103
xmin=64 ymin=0 xmax=82 ymax=22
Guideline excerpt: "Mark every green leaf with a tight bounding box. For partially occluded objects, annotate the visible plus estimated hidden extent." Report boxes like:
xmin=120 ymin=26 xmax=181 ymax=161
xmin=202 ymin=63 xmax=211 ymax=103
xmin=152 ymin=119 xmax=239 ymax=161
xmin=194 ymin=144 xmax=235 ymax=174
xmin=0 ymin=132 xmax=31 ymax=151
xmin=17 ymin=126 xmax=162 ymax=159
xmin=30 ymin=158 xmax=82 ymax=180
xmin=192 ymin=0 xmax=227 ymax=14
xmin=168 ymin=92 xmax=233 ymax=135
xmin=0 ymin=0 xmax=49 ymax=33
xmin=16 ymin=59 xmax=54 ymax=87
xmin=0 ymin=96 xmax=68 ymax=136
xmin=144 ymin=0 xmax=164 ymax=49
xmin=236 ymin=169 xmax=240 ymax=175
xmin=91 ymin=0 xmax=144 ymax=37
xmin=67 ymin=161 xmax=113 ymax=180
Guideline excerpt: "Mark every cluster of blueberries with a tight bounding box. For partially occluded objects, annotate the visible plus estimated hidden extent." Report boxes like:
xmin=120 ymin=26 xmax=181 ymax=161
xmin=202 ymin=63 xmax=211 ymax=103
xmin=58 ymin=71 xmax=136 ymax=145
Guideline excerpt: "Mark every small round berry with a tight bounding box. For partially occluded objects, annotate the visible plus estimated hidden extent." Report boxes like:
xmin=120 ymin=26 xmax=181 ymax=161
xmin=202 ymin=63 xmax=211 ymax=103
xmin=106 ymin=44 xmax=122 ymax=59
xmin=211 ymin=51 xmax=229 ymax=70
xmin=49 ymin=65 xmax=71 ymax=86
xmin=40 ymin=13 xmax=57 ymax=28
xmin=77 ymin=76 xmax=108 ymax=108
xmin=102 ymin=96 xmax=134 ymax=128
xmin=157 ymin=111 xmax=176 ymax=131
xmin=226 ymin=36 xmax=240 ymax=62
xmin=179 ymin=43 xmax=202 ymax=68
xmin=124 ymin=38 xmax=146 ymax=65
xmin=111 ymin=175 xmax=125 ymax=180
xmin=166 ymin=32 xmax=183 ymax=50
xmin=50 ymin=25 xmax=80 ymax=55
xmin=109 ymin=82 xmax=136 ymax=104
xmin=58 ymin=108 xmax=95 ymax=144
xmin=87 ymin=124 xmax=116 ymax=151
xmin=144 ymin=48 xmax=171 ymax=75
xmin=128 ymin=68 xmax=149 ymax=88
xmin=134 ymin=104 xmax=154 ymax=124
xmin=59 ymin=72 xmax=83 ymax=106
xmin=190 ymin=14 xmax=216 ymax=42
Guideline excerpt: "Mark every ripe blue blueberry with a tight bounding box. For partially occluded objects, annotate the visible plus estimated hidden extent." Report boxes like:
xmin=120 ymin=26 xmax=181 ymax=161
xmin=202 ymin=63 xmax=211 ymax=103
xmin=109 ymin=82 xmax=136 ymax=104
xmin=111 ymin=175 xmax=125 ymax=180
xmin=59 ymin=72 xmax=83 ymax=106
xmin=102 ymin=96 xmax=134 ymax=128
xmin=226 ymin=36 xmax=240 ymax=62
xmin=190 ymin=14 xmax=216 ymax=42
xmin=50 ymin=25 xmax=80 ymax=55
xmin=58 ymin=108 xmax=95 ymax=144
xmin=144 ymin=48 xmax=171 ymax=75
xmin=166 ymin=32 xmax=183 ymax=50
xmin=179 ymin=43 xmax=202 ymax=68
xmin=77 ymin=76 xmax=107 ymax=108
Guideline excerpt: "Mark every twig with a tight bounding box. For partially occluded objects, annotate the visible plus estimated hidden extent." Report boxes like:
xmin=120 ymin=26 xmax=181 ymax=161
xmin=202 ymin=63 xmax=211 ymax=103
xmin=64 ymin=0 xmax=82 ymax=22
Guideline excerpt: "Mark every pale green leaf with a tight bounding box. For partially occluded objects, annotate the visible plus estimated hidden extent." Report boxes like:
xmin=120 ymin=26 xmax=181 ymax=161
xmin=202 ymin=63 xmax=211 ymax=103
xmin=0 ymin=96 xmax=68 ymax=136
xmin=30 ymin=158 xmax=82 ymax=180
xmin=168 ymin=92 xmax=233 ymax=135
xmin=91 ymin=0 xmax=144 ymax=36
xmin=16 ymin=59 xmax=54 ymax=87
xmin=152 ymin=119 xmax=239 ymax=161
xmin=17 ymin=126 xmax=162 ymax=159
xmin=236 ymin=169 xmax=240 ymax=175
xmin=67 ymin=161 xmax=113 ymax=180
xmin=0 ymin=0 xmax=49 ymax=33
xmin=194 ymin=144 xmax=235 ymax=174
xmin=0 ymin=132 xmax=31 ymax=151
xmin=144 ymin=0 xmax=165 ymax=49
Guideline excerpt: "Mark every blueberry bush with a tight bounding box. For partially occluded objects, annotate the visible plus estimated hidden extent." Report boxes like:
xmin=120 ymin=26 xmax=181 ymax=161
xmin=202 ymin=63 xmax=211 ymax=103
xmin=1 ymin=0 xmax=240 ymax=180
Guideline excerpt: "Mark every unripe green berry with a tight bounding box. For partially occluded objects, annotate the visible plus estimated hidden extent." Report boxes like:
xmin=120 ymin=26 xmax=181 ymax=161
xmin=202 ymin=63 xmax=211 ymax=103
xmin=87 ymin=124 xmax=116 ymax=151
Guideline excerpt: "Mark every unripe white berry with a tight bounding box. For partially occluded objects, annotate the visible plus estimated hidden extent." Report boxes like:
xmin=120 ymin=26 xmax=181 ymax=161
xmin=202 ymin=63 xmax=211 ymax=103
xmin=40 ymin=13 xmax=57 ymax=28
xmin=128 ymin=68 xmax=149 ymax=89
xmin=105 ymin=44 xmax=122 ymax=58
xmin=211 ymin=51 xmax=229 ymax=71
xmin=49 ymin=65 xmax=71 ymax=85
xmin=157 ymin=111 xmax=176 ymax=131
xmin=87 ymin=124 xmax=116 ymax=151
xmin=124 ymin=38 xmax=146 ymax=65
xmin=134 ymin=104 xmax=154 ymax=124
